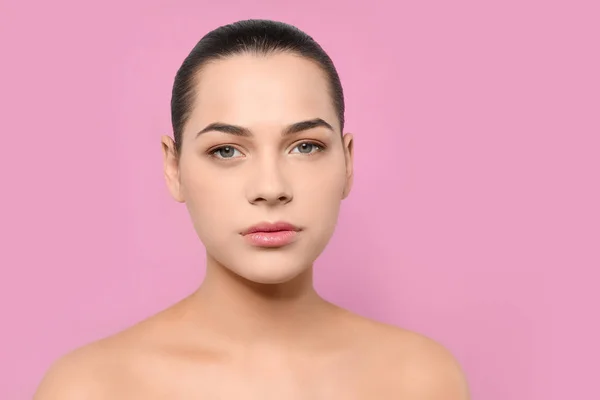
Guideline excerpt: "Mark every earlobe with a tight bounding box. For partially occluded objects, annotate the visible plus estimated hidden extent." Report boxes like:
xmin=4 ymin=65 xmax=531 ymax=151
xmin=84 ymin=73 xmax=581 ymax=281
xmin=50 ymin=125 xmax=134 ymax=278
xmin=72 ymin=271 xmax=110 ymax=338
xmin=161 ymin=135 xmax=185 ymax=203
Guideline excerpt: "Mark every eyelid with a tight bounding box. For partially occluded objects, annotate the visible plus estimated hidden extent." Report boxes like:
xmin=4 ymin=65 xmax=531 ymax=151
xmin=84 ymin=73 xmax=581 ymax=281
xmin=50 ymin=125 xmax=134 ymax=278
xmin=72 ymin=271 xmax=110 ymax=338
xmin=206 ymin=140 xmax=326 ymax=160
xmin=208 ymin=144 xmax=246 ymax=160
xmin=289 ymin=140 xmax=326 ymax=154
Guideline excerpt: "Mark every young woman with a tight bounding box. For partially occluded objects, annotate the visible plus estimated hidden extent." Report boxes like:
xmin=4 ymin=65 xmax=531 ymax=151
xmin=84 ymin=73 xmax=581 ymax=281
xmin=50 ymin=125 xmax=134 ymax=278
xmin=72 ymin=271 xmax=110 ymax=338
xmin=35 ymin=19 xmax=469 ymax=399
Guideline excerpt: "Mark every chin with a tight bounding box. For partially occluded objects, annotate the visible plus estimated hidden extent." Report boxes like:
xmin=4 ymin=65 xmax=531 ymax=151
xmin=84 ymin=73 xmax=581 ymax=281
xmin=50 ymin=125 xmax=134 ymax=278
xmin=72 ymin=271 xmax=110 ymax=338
xmin=205 ymin=238 xmax=323 ymax=286
xmin=233 ymin=260 xmax=309 ymax=285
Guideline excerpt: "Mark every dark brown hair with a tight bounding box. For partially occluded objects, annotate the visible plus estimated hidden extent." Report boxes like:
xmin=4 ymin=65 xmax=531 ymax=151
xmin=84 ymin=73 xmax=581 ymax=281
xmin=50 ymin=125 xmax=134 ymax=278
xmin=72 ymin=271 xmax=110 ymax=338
xmin=170 ymin=19 xmax=345 ymax=153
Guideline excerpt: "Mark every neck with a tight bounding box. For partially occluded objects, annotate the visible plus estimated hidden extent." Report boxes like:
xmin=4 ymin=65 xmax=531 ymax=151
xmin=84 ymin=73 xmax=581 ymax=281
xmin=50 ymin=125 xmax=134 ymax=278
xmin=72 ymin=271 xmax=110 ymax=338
xmin=184 ymin=253 xmax=338 ymax=347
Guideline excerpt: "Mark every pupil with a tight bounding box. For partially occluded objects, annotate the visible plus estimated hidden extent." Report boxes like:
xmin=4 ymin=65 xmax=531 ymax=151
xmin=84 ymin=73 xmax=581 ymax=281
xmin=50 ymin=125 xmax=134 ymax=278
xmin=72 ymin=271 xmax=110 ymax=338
xmin=220 ymin=147 xmax=234 ymax=157
xmin=299 ymin=143 xmax=312 ymax=153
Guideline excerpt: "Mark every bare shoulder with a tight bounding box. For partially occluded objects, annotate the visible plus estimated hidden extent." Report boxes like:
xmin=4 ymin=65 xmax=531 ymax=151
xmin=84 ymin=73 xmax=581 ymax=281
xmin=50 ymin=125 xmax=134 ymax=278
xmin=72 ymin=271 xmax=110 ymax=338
xmin=33 ymin=338 xmax=119 ymax=400
xmin=33 ymin=302 xmax=194 ymax=399
xmin=33 ymin=316 xmax=159 ymax=400
xmin=383 ymin=327 xmax=470 ymax=399
xmin=341 ymin=311 xmax=470 ymax=399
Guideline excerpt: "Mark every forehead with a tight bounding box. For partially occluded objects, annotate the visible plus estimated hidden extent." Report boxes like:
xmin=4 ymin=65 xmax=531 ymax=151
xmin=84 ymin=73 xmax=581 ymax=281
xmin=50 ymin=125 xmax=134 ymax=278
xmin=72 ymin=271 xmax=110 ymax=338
xmin=186 ymin=53 xmax=338 ymax=132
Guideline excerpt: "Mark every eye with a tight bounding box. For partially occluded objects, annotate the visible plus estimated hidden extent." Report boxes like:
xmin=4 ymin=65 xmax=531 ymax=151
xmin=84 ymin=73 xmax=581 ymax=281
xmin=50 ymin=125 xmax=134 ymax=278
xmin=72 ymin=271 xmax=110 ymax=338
xmin=210 ymin=146 xmax=244 ymax=159
xmin=290 ymin=142 xmax=323 ymax=155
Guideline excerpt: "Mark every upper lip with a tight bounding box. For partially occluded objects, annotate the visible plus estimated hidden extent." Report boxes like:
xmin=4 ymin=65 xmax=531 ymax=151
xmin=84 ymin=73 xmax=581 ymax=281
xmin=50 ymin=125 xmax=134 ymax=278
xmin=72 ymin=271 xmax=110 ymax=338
xmin=242 ymin=221 xmax=300 ymax=235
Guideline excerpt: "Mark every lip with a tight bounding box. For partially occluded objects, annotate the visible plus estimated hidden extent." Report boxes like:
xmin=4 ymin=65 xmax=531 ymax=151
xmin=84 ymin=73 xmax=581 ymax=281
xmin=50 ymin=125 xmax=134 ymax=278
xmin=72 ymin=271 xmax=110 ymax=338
xmin=241 ymin=221 xmax=301 ymax=248
xmin=242 ymin=221 xmax=300 ymax=235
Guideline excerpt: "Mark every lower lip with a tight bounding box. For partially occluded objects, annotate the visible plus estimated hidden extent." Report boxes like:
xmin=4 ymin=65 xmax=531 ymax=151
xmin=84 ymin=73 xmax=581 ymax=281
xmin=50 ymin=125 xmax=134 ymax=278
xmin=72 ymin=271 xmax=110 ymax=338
xmin=243 ymin=230 xmax=298 ymax=248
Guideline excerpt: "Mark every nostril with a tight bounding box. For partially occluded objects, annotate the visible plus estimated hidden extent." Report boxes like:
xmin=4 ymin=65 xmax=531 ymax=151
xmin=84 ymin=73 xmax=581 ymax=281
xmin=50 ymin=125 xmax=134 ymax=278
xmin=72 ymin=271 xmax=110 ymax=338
xmin=248 ymin=192 xmax=292 ymax=205
xmin=278 ymin=195 xmax=293 ymax=204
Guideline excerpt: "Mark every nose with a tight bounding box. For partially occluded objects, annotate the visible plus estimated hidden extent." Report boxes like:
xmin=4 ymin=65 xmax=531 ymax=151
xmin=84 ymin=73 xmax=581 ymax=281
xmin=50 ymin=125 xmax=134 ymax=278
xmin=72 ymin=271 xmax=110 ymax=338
xmin=246 ymin=157 xmax=293 ymax=206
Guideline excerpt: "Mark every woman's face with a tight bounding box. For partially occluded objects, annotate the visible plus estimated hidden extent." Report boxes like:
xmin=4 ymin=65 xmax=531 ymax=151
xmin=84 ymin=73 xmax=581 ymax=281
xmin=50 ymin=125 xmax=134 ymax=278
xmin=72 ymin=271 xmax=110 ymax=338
xmin=162 ymin=52 xmax=353 ymax=284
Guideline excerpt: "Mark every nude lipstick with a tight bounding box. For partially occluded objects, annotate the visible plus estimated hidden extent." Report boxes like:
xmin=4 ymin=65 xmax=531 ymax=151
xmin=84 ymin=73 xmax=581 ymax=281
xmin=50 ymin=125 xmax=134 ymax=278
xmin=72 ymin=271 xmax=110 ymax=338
xmin=241 ymin=222 xmax=300 ymax=248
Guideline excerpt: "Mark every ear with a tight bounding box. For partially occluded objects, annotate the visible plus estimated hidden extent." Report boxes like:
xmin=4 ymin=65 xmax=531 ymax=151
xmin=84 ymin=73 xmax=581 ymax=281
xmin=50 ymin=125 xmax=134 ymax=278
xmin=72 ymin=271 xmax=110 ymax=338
xmin=161 ymin=135 xmax=185 ymax=203
xmin=341 ymin=133 xmax=354 ymax=199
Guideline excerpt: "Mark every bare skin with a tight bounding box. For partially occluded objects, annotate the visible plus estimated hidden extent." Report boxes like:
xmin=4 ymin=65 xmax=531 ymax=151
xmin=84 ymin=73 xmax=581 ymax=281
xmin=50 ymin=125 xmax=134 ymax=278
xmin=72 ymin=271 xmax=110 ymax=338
xmin=35 ymin=52 xmax=469 ymax=399
xmin=34 ymin=286 xmax=468 ymax=399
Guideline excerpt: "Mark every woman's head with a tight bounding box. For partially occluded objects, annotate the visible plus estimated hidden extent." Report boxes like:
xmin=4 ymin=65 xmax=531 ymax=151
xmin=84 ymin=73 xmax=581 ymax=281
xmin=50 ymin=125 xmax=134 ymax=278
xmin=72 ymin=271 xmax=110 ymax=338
xmin=170 ymin=19 xmax=346 ymax=155
xmin=162 ymin=19 xmax=354 ymax=284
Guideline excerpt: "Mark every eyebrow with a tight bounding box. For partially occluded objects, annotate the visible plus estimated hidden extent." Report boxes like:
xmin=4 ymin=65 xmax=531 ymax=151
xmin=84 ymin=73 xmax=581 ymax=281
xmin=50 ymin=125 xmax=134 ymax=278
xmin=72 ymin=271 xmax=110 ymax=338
xmin=195 ymin=118 xmax=335 ymax=138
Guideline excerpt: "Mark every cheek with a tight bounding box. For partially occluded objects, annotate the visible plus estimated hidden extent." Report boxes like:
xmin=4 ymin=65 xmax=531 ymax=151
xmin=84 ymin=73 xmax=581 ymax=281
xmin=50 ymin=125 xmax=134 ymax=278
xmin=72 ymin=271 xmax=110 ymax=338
xmin=180 ymin=166 xmax=241 ymax=240
xmin=295 ymin=157 xmax=347 ymax=199
xmin=294 ymin=161 xmax=346 ymax=232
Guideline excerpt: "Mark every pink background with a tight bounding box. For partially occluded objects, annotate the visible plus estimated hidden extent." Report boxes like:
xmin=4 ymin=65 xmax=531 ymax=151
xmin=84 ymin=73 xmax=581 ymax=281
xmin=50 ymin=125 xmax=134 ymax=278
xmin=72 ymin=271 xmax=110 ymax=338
xmin=1 ymin=0 xmax=599 ymax=398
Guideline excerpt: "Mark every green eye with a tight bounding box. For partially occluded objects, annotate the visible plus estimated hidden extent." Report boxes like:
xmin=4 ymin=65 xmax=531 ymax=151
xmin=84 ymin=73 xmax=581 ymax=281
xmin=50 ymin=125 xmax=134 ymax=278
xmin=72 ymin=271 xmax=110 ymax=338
xmin=212 ymin=146 xmax=242 ymax=159
xmin=291 ymin=142 xmax=322 ymax=155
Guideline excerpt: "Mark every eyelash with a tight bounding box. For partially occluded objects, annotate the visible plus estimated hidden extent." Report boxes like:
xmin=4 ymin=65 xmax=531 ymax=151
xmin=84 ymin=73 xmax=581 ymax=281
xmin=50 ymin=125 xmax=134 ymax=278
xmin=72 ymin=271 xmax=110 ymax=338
xmin=208 ymin=141 xmax=326 ymax=160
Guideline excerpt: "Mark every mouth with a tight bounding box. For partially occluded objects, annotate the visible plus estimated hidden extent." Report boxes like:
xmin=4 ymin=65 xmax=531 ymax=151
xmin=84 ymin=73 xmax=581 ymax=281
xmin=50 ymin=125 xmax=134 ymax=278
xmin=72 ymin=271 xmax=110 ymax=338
xmin=242 ymin=221 xmax=300 ymax=235
xmin=241 ymin=221 xmax=301 ymax=248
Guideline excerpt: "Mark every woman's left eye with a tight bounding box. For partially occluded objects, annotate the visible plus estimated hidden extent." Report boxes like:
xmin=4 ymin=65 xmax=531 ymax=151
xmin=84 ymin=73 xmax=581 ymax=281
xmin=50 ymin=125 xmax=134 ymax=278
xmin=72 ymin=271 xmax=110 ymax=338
xmin=290 ymin=142 xmax=323 ymax=155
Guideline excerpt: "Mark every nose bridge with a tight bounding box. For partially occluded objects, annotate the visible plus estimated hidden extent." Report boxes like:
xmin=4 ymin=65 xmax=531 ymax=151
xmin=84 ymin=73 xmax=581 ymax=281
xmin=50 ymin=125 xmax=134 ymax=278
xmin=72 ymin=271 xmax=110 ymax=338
xmin=246 ymin=152 xmax=292 ymax=205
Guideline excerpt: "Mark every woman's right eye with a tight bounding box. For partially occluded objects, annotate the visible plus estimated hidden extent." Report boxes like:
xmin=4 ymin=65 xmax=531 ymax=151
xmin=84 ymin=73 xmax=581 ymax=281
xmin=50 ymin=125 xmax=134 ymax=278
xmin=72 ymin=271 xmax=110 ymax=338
xmin=210 ymin=146 xmax=244 ymax=159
